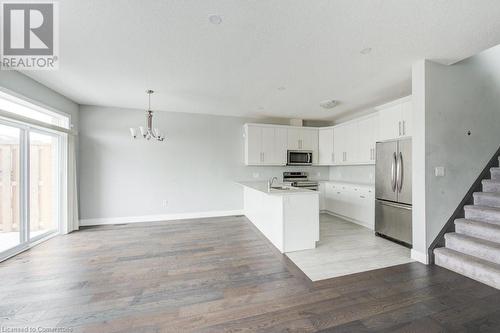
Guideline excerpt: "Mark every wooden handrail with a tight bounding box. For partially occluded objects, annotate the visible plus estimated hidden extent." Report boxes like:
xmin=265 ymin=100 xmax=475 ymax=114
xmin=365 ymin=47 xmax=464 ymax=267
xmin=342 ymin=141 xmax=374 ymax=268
xmin=428 ymin=144 xmax=500 ymax=264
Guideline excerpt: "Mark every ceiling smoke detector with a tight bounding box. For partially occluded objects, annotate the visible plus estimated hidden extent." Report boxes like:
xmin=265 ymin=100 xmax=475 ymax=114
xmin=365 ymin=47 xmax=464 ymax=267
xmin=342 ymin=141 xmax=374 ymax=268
xmin=319 ymin=100 xmax=338 ymax=109
xmin=360 ymin=47 xmax=372 ymax=55
xmin=208 ymin=15 xmax=222 ymax=25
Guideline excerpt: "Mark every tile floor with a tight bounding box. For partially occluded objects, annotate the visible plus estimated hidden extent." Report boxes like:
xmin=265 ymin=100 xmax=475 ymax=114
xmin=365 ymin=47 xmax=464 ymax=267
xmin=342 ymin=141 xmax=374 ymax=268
xmin=286 ymin=213 xmax=413 ymax=281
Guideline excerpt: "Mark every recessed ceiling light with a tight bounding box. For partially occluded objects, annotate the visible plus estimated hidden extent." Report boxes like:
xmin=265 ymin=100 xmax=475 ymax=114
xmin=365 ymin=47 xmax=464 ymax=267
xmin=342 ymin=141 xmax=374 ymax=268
xmin=209 ymin=15 xmax=222 ymax=25
xmin=319 ymin=100 xmax=339 ymax=109
xmin=277 ymin=86 xmax=286 ymax=91
xmin=360 ymin=47 xmax=372 ymax=55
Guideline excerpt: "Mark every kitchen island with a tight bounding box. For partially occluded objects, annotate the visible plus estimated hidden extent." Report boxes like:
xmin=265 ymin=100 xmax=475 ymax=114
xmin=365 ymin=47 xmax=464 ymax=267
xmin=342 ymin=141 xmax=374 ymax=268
xmin=239 ymin=182 xmax=319 ymax=253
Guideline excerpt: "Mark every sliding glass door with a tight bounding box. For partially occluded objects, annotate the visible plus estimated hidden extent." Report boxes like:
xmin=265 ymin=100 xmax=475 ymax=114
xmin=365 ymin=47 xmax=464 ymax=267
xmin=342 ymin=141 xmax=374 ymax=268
xmin=0 ymin=120 xmax=61 ymax=260
xmin=0 ymin=123 xmax=21 ymax=254
xmin=29 ymin=131 xmax=59 ymax=240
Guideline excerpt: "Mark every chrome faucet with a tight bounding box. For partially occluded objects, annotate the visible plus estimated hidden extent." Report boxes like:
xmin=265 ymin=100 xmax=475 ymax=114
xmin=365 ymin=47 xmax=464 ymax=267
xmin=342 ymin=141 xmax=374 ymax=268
xmin=268 ymin=176 xmax=278 ymax=190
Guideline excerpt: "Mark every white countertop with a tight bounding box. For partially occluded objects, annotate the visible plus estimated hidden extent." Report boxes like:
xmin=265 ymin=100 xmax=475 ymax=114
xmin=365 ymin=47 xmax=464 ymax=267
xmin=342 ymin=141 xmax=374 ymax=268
xmin=318 ymin=180 xmax=375 ymax=187
xmin=238 ymin=181 xmax=318 ymax=195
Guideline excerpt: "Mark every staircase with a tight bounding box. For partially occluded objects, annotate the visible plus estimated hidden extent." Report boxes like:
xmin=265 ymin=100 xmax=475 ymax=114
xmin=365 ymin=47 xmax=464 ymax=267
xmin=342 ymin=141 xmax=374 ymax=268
xmin=434 ymin=162 xmax=500 ymax=289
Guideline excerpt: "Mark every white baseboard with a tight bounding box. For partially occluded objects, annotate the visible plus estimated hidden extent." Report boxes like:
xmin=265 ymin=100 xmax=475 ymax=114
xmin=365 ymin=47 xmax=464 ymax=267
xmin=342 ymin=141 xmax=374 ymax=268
xmin=79 ymin=210 xmax=244 ymax=227
xmin=321 ymin=210 xmax=374 ymax=230
xmin=411 ymin=249 xmax=429 ymax=264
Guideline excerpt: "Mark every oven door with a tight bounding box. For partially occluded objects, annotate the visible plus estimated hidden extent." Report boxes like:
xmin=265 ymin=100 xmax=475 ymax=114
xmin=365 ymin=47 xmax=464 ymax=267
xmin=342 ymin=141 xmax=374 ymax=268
xmin=287 ymin=150 xmax=313 ymax=165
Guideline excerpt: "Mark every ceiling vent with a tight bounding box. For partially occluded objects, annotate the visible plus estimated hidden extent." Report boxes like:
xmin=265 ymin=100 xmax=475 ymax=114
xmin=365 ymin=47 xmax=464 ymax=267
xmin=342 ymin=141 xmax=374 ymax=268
xmin=319 ymin=100 xmax=338 ymax=109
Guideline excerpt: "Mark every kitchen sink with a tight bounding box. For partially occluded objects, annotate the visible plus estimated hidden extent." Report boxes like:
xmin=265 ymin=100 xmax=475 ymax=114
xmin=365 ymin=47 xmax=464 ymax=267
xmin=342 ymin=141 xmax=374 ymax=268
xmin=271 ymin=186 xmax=291 ymax=190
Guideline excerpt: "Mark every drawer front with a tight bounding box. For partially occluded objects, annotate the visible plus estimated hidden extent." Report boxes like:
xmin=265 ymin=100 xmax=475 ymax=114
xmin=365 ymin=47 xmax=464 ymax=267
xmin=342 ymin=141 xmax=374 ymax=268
xmin=375 ymin=200 xmax=412 ymax=245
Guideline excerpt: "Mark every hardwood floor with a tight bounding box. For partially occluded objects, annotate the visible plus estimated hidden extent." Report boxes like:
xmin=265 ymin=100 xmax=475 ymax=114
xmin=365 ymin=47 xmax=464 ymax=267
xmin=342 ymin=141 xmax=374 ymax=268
xmin=1 ymin=215 xmax=499 ymax=332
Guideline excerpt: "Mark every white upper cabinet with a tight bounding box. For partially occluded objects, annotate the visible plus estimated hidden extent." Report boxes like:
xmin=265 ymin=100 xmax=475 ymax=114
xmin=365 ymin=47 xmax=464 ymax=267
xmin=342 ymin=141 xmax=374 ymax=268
xmin=376 ymin=96 xmax=412 ymax=141
xmin=244 ymin=124 xmax=287 ymax=166
xmin=245 ymin=124 xmax=263 ymax=165
xmin=287 ymin=127 xmax=319 ymax=164
xmin=318 ymin=128 xmax=334 ymax=165
xmin=333 ymin=124 xmax=346 ymax=165
xmin=287 ymin=128 xmax=302 ymax=150
xmin=331 ymin=114 xmax=377 ymax=166
xmin=401 ymin=100 xmax=412 ymax=137
xmin=287 ymin=128 xmax=318 ymax=150
xmin=357 ymin=114 xmax=378 ymax=163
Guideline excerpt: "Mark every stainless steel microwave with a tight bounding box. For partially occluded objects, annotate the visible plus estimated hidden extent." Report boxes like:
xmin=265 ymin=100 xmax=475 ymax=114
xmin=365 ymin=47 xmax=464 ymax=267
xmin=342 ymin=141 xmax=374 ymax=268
xmin=287 ymin=150 xmax=313 ymax=166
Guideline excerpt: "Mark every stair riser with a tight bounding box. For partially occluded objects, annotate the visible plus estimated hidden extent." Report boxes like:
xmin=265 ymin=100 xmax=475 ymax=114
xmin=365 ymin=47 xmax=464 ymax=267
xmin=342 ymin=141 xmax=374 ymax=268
xmin=455 ymin=223 xmax=500 ymax=243
xmin=474 ymin=194 xmax=500 ymax=208
xmin=464 ymin=208 xmax=500 ymax=223
xmin=434 ymin=251 xmax=500 ymax=290
xmin=483 ymin=182 xmax=500 ymax=193
xmin=446 ymin=237 xmax=500 ymax=265
xmin=492 ymin=169 xmax=500 ymax=180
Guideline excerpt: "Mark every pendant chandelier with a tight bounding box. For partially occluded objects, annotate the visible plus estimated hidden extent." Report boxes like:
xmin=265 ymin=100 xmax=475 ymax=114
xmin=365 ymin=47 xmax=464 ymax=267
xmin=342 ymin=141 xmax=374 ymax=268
xmin=129 ymin=90 xmax=166 ymax=141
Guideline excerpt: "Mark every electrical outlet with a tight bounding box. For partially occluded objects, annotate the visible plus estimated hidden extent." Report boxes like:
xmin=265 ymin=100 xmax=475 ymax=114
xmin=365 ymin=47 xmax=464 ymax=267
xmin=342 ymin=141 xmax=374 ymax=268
xmin=435 ymin=167 xmax=445 ymax=177
xmin=162 ymin=199 xmax=168 ymax=208
xmin=252 ymin=172 xmax=259 ymax=179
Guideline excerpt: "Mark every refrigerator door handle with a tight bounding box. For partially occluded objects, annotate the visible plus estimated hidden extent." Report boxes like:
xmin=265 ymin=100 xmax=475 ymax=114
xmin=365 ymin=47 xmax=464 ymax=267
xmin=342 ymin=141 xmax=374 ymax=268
xmin=396 ymin=152 xmax=403 ymax=192
xmin=391 ymin=152 xmax=397 ymax=192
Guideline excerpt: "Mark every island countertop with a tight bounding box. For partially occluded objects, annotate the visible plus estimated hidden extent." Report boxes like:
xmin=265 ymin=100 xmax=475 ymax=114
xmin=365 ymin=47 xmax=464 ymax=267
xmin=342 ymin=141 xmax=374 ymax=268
xmin=238 ymin=181 xmax=318 ymax=195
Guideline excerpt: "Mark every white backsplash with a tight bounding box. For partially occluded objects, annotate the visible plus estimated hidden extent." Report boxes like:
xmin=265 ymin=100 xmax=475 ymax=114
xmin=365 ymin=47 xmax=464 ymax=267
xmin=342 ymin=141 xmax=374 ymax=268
xmin=329 ymin=165 xmax=375 ymax=184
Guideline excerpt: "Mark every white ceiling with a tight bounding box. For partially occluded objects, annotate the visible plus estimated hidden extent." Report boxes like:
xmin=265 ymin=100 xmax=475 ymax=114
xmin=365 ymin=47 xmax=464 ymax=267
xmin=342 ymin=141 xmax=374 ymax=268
xmin=23 ymin=0 xmax=500 ymax=120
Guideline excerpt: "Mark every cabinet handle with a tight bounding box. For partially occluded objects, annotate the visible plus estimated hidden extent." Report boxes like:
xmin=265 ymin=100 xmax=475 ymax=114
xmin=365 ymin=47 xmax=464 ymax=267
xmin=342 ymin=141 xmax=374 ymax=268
xmin=398 ymin=121 xmax=402 ymax=136
xmin=331 ymin=152 xmax=334 ymax=163
xmin=262 ymin=152 xmax=265 ymax=162
xmin=403 ymin=121 xmax=406 ymax=135
xmin=360 ymin=195 xmax=366 ymax=199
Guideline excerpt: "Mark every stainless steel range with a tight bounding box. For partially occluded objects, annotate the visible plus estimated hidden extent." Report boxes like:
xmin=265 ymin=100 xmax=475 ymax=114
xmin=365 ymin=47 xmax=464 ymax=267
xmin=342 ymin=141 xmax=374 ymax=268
xmin=283 ymin=172 xmax=318 ymax=191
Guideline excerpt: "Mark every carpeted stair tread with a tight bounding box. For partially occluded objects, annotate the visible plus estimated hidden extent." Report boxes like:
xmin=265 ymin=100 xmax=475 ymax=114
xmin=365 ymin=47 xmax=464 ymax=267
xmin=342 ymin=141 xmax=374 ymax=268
xmin=445 ymin=232 xmax=500 ymax=265
xmin=434 ymin=247 xmax=500 ymax=289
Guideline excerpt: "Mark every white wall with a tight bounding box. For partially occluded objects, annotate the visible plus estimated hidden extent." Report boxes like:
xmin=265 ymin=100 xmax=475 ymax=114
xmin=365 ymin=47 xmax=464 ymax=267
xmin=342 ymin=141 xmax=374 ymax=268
xmin=413 ymin=45 xmax=500 ymax=262
xmin=411 ymin=59 xmax=427 ymax=263
xmin=78 ymin=106 xmax=329 ymax=223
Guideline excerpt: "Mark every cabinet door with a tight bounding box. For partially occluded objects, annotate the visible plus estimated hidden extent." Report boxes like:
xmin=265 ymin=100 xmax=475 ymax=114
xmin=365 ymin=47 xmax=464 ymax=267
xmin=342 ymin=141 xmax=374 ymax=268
xmin=324 ymin=183 xmax=335 ymax=211
xmin=287 ymin=128 xmax=301 ymax=150
xmin=333 ymin=125 xmax=346 ymax=165
xmin=261 ymin=127 xmax=274 ymax=164
xmin=344 ymin=122 xmax=359 ymax=164
xmin=357 ymin=116 xmax=377 ymax=164
xmin=274 ymin=127 xmax=287 ymax=165
xmin=300 ymin=129 xmax=314 ymax=150
xmin=318 ymin=182 xmax=326 ymax=211
xmin=303 ymin=129 xmax=319 ymax=164
xmin=378 ymin=104 xmax=401 ymax=141
xmin=261 ymin=127 xmax=287 ymax=165
xmin=245 ymin=125 xmax=262 ymax=165
xmin=401 ymin=101 xmax=412 ymax=137
xmin=318 ymin=128 xmax=334 ymax=165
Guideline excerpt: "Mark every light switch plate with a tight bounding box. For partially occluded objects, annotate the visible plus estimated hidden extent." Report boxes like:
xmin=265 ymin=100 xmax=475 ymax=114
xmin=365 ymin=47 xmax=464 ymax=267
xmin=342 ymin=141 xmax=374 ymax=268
xmin=435 ymin=167 xmax=445 ymax=177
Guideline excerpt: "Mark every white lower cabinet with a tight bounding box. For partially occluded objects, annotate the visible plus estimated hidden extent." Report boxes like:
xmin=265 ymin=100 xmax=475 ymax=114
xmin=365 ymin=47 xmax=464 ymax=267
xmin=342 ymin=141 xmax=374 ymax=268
xmin=320 ymin=181 xmax=375 ymax=229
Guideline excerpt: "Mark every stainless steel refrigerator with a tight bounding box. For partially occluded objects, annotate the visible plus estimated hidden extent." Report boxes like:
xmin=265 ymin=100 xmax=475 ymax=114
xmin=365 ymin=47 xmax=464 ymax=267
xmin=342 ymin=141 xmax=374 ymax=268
xmin=375 ymin=138 xmax=412 ymax=246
